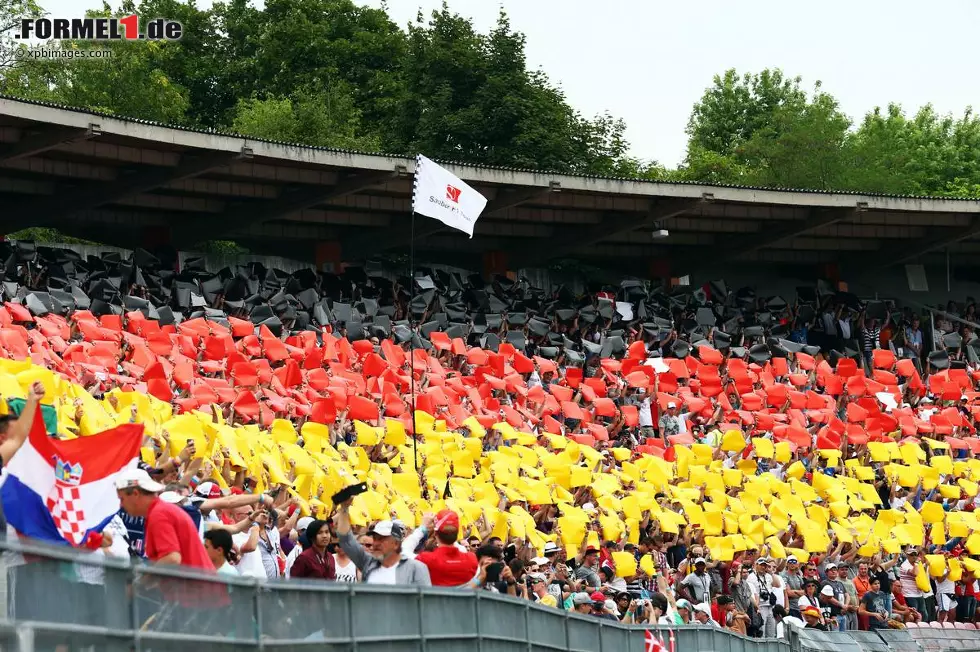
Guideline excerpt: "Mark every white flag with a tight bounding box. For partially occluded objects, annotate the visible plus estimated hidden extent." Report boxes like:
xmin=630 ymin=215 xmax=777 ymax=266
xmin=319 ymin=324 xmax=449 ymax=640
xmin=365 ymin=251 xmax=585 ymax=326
xmin=412 ymin=154 xmax=487 ymax=238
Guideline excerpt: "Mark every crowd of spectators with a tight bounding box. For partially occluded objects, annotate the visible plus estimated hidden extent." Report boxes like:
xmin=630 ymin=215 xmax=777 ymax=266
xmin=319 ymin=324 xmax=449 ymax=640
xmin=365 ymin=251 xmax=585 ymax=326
xmin=4 ymin=242 xmax=980 ymax=640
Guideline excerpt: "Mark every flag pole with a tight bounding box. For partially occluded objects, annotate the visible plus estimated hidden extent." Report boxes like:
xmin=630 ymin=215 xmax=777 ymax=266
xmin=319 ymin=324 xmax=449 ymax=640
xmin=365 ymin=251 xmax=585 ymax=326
xmin=410 ymin=207 xmax=419 ymax=475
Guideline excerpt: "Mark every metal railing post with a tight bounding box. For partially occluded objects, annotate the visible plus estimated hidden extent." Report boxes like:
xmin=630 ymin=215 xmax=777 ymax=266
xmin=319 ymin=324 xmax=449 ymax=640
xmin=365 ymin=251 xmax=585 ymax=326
xmin=418 ymin=587 xmax=427 ymax=652
xmin=253 ymin=579 xmax=264 ymax=651
xmin=129 ymin=564 xmax=140 ymax=652
xmin=349 ymin=583 xmax=358 ymax=652
xmin=474 ymin=590 xmax=483 ymax=652
xmin=564 ymin=607 xmax=571 ymax=652
xmin=15 ymin=623 xmax=34 ymax=652
xmin=524 ymin=600 xmax=532 ymax=652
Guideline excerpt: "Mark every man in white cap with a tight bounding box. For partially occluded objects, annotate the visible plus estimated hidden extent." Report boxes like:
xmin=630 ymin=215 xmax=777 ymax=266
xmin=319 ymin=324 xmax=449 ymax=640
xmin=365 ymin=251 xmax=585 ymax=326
xmin=693 ymin=602 xmax=719 ymax=627
xmin=680 ymin=556 xmax=713 ymax=604
xmin=115 ymin=468 xmax=211 ymax=571
xmin=284 ymin=516 xmax=315 ymax=578
xmin=658 ymin=401 xmax=682 ymax=447
xmin=334 ymin=497 xmax=430 ymax=585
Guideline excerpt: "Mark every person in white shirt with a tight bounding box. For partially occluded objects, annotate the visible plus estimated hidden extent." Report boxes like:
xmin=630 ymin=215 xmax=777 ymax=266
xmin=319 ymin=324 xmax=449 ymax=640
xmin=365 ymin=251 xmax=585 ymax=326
xmin=204 ymin=528 xmax=241 ymax=577
xmin=747 ymin=557 xmax=782 ymax=638
xmin=774 ymin=605 xmax=805 ymax=638
xmin=334 ymin=543 xmax=358 ymax=582
xmin=231 ymin=507 xmax=269 ymax=579
xmin=693 ymin=603 xmax=719 ymax=627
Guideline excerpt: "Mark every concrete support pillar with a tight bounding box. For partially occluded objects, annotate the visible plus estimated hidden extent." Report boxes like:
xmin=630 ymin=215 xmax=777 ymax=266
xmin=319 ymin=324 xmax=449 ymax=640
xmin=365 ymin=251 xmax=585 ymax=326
xmin=483 ymin=250 xmax=508 ymax=279
xmin=141 ymin=225 xmax=171 ymax=250
xmin=649 ymin=259 xmax=670 ymax=280
xmin=315 ymin=241 xmax=342 ymax=273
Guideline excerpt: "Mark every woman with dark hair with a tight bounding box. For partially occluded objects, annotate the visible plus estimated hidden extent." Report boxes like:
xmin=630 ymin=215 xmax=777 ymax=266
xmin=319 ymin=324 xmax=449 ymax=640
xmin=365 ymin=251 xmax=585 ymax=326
xmin=290 ymin=520 xmax=336 ymax=580
xmin=203 ymin=528 xmax=239 ymax=577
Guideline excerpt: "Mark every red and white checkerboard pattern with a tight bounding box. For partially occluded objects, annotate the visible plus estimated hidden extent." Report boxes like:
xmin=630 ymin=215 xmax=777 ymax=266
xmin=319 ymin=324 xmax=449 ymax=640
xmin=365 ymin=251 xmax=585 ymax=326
xmin=46 ymin=485 xmax=86 ymax=546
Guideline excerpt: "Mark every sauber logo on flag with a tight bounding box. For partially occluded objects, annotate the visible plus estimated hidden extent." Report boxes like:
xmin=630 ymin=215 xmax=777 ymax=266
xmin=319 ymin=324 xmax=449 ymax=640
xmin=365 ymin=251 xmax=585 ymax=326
xmin=412 ymin=154 xmax=487 ymax=238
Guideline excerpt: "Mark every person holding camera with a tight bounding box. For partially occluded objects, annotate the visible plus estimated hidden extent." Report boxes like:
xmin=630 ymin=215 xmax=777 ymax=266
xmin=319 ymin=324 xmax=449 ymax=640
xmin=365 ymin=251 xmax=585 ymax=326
xmin=746 ymin=557 xmax=782 ymax=637
xmin=819 ymin=563 xmax=848 ymax=631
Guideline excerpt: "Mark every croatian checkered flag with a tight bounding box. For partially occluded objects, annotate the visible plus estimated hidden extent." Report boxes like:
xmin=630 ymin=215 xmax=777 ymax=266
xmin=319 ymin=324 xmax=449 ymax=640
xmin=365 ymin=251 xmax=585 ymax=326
xmin=411 ymin=154 xmax=487 ymax=238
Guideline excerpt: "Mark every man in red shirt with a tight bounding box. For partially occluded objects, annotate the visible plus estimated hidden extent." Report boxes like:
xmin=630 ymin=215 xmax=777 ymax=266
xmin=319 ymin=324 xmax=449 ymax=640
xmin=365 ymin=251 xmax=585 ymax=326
xmin=416 ymin=509 xmax=478 ymax=587
xmin=115 ymin=468 xmax=212 ymax=571
xmin=116 ymin=467 xmax=229 ymax=632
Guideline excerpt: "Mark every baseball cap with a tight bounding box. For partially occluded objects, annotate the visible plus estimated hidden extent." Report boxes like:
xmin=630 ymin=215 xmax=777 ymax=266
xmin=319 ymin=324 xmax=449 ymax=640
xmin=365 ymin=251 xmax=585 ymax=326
xmin=589 ymin=591 xmax=606 ymax=603
xmin=694 ymin=557 xmax=706 ymax=565
xmin=667 ymin=402 xmax=677 ymax=409
xmin=802 ymin=606 xmax=822 ymax=618
xmin=159 ymin=491 xmax=185 ymax=504
xmin=530 ymin=556 xmax=550 ymax=566
xmin=114 ymin=468 xmax=164 ymax=493
xmin=584 ymin=547 xmax=600 ymax=556
xmin=571 ymin=592 xmax=592 ymax=605
xmin=297 ymin=516 xmax=315 ymax=532
xmin=694 ymin=603 xmax=712 ymax=615
xmin=675 ymin=599 xmax=693 ymax=611
xmin=370 ymin=520 xmax=407 ymax=540
xmin=194 ymin=481 xmax=225 ymax=500
xmin=435 ymin=509 xmax=460 ymax=533
xmin=603 ymin=599 xmax=620 ymax=616
xmin=528 ymin=573 xmax=547 ymax=584
xmin=787 ymin=555 xmax=799 ymax=563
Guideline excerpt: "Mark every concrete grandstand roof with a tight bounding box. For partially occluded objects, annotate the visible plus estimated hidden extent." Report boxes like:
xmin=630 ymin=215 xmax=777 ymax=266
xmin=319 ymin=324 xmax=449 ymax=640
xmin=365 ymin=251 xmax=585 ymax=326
xmin=2 ymin=94 xmax=980 ymax=276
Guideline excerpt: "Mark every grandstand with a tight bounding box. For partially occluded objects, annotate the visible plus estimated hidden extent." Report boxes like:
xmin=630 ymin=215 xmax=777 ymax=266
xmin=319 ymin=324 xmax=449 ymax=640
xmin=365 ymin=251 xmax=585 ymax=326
xmin=4 ymin=96 xmax=980 ymax=652
xmin=2 ymin=95 xmax=980 ymax=298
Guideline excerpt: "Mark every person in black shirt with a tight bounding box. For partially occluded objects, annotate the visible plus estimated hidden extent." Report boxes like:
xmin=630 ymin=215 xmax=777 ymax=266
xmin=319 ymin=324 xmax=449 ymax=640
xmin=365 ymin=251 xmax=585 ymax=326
xmin=859 ymin=577 xmax=890 ymax=629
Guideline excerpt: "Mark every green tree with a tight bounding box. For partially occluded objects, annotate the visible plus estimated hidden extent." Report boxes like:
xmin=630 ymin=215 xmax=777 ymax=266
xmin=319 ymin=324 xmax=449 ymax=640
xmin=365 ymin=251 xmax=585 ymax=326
xmin=846 ymin=104 xmax=980 ymax=196
xmin=682 ymin=69 xmax=851 ymax=190
xmin=231 ymin=85 xmax=380 ymax=150
xmin=0 ymin=0 xmax=42 ymax=70
xmin=1 ymin=2 xmax=191 ymax=122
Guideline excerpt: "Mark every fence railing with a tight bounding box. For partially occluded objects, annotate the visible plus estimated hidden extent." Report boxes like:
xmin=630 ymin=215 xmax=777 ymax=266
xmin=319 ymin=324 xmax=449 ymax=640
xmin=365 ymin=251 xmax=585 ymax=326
xmin=0 ymin=537 xmax=789 ymax=652
xmin=7 ymin=536 xmax=980 ymax=652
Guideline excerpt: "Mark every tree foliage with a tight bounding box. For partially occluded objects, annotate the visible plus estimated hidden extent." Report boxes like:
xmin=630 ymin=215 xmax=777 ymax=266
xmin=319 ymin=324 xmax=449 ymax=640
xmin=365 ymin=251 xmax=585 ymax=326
xmin=683 ymin=68 xmax=980 ymax=197
xmin=0 ymin=0 xmax=644 ymax=175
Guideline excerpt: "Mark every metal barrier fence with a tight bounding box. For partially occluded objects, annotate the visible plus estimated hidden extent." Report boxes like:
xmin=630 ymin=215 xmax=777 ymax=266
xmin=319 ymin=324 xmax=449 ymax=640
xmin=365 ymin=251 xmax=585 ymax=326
xmin=4 ymin=537 xmax=980 ymax=652
xmin=0 ymin=538 xmax=792 ymax=652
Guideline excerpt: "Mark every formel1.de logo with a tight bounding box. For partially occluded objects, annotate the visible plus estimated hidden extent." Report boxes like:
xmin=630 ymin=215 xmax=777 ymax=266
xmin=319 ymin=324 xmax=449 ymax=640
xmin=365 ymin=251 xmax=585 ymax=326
xmin=15 ymin=15 xmax=183 ymax=41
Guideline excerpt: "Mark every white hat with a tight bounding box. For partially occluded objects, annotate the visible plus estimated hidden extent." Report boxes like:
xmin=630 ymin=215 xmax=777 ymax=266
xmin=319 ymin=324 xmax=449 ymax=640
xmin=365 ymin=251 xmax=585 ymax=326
xmin=543 ymin=542 xmax=561 ymax=554
xmin=159 ymin=491 xmax=185 ymax=504
xmin=825 ymin=562 xmax=838 ymax=570
xmin=369 ymin=520 xmax=407 ymax=539
xmin=114 ymin=468 xmax=164 ymax=493
xmin=603 ymin=599 xmax=620 ymax=617
xmin=297 ymin=516 xmax=315 ymax=532
xmin=667 ymin=402 xmax=677 ymax=409
xmin=787 ymin=555 xmax=799 ymax=563
xmin=694 ymin=557 xmax=706 ymax=565
xmin=530 ymin=556 xmax=550 ymax=566
xmin=694 ymin=603 xmax=712 ymax=615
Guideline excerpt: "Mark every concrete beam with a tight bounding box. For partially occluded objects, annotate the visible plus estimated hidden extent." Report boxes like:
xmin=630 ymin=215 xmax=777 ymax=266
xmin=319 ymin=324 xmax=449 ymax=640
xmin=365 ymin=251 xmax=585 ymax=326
xmin=507 ymin=198 xmax=697 ymax=269
xmin=672 ymin=207 xmax=855 ymax=273
xmin=174 ymin=167 xmax=404 ymax=247
xmin=0 ymin=124 xmax=100 ymax=163
xmin=1 ymin=149 xmax=244 ymax=232
xmin=852 ymin=215 xmax=980 ymax=273
xmin=6 ymin=97 xmax=980 ymax=215
xmin=483 ymin=183 xmax=559 ymax=215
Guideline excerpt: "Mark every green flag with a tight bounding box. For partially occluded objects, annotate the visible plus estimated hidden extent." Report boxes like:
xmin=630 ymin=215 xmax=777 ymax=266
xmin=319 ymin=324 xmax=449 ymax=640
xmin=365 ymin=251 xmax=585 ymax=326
xmin=6 ymin=398 xmax=59 ymax=435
